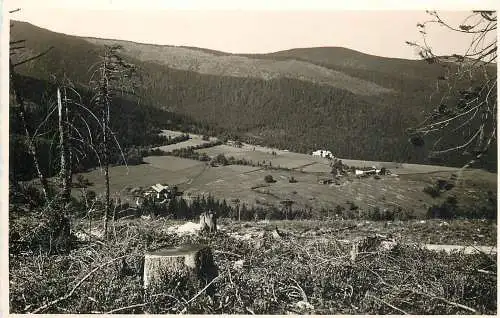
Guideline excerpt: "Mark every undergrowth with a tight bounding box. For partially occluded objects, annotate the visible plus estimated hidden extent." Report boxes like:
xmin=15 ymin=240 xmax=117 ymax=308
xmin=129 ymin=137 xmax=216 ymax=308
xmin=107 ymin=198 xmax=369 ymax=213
xmin=9 ymin=217 xmax=497 ymax=314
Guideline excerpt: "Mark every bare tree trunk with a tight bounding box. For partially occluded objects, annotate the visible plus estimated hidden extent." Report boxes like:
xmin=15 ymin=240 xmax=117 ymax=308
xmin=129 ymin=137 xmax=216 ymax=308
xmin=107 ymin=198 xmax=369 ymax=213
xmin=94 ymin=45 xmax=136 ymax=238
xmin=10 ymin=59 xmax=50 ymax=202
xmin=101 ymin=57 xmax=110 ymax=239
xmin=64 ymin=87 xmax=74 ymax=197
xmin=57 ymin=88 xmax=71 ymax=203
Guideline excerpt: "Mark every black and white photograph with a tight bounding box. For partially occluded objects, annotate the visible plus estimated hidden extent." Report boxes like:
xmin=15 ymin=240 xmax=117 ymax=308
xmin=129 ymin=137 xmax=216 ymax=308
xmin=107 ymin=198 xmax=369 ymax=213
xmin=2 ymin=0 xmax=498 ymax=315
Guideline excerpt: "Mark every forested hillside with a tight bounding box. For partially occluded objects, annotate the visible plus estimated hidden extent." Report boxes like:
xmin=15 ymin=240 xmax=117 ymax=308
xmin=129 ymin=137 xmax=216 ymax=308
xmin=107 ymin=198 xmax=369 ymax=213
xmin=10 ymin=20 xmax=497 ymax=178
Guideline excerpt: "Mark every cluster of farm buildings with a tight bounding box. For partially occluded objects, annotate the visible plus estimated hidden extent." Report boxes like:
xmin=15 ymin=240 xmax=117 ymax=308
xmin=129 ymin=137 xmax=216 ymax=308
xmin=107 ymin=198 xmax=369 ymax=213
xmin=312 ymin=149 xmax=389 ymax=177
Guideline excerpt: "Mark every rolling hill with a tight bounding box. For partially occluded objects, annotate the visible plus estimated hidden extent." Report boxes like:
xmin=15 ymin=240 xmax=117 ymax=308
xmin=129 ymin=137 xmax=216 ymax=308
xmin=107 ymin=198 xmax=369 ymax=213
xmin=9 ymin=20 xmax=497 ymax=174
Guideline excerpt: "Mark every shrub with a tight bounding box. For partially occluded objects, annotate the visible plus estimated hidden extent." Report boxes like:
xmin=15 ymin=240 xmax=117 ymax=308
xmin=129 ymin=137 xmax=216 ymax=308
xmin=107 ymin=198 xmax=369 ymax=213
xmin=149 ymin=148 xmax=167 ymax=156
xmin=264 ymin=175 xmax=275 ymax=183
xmin=347 ymin=201 xmax=359 ymax=211
xmin=125 ymin=147 xmax=144 ymax=165
xmin=334 ymin=205 xmax=345 ymax=218
xmin=427 ymin=195 xmax=459 ymax=219
xmin=199 ymin=153 xmax=210 ymax=162
xmin=423 ymin=185 xmax=440 ymax=198
xmin=214 ymin=154 xmax=229 ymax=166
xmin=367 ymin=207 xmax=395 ymax=221
xmin=9 ymin=183 xmax=47 ymax=208
xmin=437 ymin=179 xmax=455 ymax=191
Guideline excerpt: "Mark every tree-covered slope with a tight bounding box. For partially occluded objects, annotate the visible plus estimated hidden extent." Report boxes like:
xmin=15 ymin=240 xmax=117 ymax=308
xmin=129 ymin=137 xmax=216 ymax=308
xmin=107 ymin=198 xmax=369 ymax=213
xmin=10 ymin=21 xmax=497 ymax=171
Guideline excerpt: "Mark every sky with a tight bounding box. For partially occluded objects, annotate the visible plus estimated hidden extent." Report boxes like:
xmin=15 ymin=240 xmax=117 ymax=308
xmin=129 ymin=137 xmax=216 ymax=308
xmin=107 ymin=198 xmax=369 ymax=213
xmin=2 ymin=0 xmax=498 ymax=60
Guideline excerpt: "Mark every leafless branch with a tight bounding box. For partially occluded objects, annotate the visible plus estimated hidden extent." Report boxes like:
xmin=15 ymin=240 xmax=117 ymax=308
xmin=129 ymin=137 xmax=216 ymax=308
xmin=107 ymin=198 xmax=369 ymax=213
xmin=13 ymin=46 xmax=54 ymax=67
xmin=31 ymin=255 xmax=132 ymax=314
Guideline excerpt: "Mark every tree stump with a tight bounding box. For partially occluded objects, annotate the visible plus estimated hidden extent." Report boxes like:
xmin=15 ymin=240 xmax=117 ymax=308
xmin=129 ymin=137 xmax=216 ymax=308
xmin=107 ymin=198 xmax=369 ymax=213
xmin=199 ymin=211 xmax=217 ymax=233
xmin=143 ymin=244 xmax=218 ymax=293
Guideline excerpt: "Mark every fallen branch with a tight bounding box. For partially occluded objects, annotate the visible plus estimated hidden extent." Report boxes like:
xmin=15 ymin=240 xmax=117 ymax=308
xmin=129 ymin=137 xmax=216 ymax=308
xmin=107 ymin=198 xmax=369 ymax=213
xmin=186 ymin=274 xmax=221 ymax=305
xmin=367 ymin=294 xmax=409 ymax=315
xmin=477 ymin=269 xmax=496 ymax=275
xmin=430 ymin=295 xmax=477 ymax=313
xmin=290 ymin=277 xmax=308 ymax=302
xmin=106 ymin=302 xmax=146 ymax=314
xmin=246 ymin=306 xmax=256 ymax=314
xmin=364 ymin=266 xmax=477 ymax=314
xmin=31 ymin=255 xmax=130 ymax=314
xmin=106 ymin=293 xmax=181 ymax=314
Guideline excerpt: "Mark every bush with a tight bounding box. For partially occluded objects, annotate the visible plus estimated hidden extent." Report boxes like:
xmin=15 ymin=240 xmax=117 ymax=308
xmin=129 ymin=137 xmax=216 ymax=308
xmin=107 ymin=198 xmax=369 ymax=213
xmin=199 ymin=153 xmax=210 ymax=162
xmin=423 ymin=185 xmax=440 ymax=198
xmin=347 ymin=201 xmax=359 ymax=211
xmin=334 ymin=205 xmax=345 ymax=218
xmin=148 ymin=148 xmax=167 ymax=156
xmin=214 ymin=154 xmax=229 ymax=166
xmin=125 ymin=147 xmax=144 ymax=165
xmin=264 ymin=175 xmax=275 ymax=183
xmin=427 ymin=195 xmax=459 ymax=219
xmin=9 ymin=183 xmax=47 ymax=208
xmin=367 ymin=207 xmax=395 ymax=221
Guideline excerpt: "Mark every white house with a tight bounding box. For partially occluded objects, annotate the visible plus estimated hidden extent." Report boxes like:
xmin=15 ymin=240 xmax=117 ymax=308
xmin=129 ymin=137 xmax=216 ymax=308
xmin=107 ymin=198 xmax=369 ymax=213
xmin=312 ymin=149 xmax=334 ymax=159
xmin=355 ymin=169 xmax=365 ymax=176
xmin=355 ymin=167 xmax=382 ymax=176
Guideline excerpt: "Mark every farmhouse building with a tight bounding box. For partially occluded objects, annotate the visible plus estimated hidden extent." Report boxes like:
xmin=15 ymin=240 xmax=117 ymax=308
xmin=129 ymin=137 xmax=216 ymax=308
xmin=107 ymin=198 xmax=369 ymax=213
xmin=355 ymin=166 xmax=383 ymax=176
xmin=136 ymin=183 xmax=177 ymax=206
xmin=312 ymin=149 xmax=334 ymax=159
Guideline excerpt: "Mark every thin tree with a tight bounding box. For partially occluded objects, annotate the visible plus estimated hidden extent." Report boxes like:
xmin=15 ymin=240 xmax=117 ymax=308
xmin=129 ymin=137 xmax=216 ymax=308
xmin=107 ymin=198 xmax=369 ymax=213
xmin=90 ymin=45 xmax=136 ymax=238
xmin=406 ymin=11 xmax=497 ymax=173
xmin=57 ymin=87 xmax=71 ymax=202
xmin=9 ymin=12 xmax=54 ymax=202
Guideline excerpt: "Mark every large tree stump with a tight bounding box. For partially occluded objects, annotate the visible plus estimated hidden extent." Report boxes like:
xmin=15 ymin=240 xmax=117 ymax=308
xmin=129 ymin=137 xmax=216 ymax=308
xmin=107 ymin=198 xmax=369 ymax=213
xmin=143 ymin=245 xmax=218 ymax=293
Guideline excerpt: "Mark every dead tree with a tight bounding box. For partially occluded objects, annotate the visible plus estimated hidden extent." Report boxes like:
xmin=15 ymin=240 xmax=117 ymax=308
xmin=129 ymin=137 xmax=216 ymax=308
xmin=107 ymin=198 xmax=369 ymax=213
xmin=9 ymin=55 xmax=50 ymax=202
xmin=57 ymin=88 xmax=71 ymax=202
xmin=406 ymin=11 xmax=497 ymax=175
xmin=90 ymin=45 xmax=136 ymax=238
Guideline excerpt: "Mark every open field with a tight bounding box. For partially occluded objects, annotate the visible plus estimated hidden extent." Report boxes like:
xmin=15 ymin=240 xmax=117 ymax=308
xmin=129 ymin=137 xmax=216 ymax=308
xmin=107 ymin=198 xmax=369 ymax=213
xmin=71 ymin=157 xmax=207 ymax=204
xmin=74 ymin=155 xmax=495 ymax=220
xmin=70 ymin=131 xmax=497 ymax=216
xmin=197 ymin=142 xmax=462 ymax=175
xmin=153 ymin=130 xmax=219 ymax=152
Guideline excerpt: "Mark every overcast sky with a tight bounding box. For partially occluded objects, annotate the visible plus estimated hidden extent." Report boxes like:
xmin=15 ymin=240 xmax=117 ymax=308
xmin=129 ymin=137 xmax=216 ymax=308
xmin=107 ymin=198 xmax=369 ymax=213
xmin=3 ymin=1 xmax=499 ymax=59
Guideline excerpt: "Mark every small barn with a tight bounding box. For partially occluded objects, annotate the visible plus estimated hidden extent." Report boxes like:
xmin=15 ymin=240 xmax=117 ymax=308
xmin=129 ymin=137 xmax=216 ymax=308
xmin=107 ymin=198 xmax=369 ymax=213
xmin=312 ymin=149 xmax=334 ymax=159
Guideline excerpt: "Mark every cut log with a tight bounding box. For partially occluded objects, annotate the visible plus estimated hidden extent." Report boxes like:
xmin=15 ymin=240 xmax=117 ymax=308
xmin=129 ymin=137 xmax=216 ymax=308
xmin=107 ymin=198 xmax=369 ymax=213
xmin=143 ymin=245 xmax=218 ymax=293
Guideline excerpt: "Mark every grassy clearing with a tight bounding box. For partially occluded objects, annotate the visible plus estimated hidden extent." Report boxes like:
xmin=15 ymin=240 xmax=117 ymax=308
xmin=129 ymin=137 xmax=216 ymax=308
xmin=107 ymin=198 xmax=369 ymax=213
xmin=191 ymin=139 xmax=462 ymax=175
xmin=72 ymin=151 xmax=496 ymax=219
xmin=154 ymin=139 xmax=212 ymax=152
xmin=69 ymin=160 xmax=205 ymax=204
xmin=143 ymin=156 xmax=204 ymax=171
xmin=9 ymin=217 xmax=497 ymax=314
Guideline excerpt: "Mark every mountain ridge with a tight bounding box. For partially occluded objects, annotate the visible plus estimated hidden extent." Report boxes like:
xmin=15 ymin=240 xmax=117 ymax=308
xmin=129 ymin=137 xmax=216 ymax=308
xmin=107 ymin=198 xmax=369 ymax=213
xmin=9 ymin=20 xmax=497 ymax=171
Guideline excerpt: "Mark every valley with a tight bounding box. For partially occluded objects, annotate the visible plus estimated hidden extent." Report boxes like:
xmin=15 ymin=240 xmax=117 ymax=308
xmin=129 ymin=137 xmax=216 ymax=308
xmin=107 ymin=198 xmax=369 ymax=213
xmin=8 ymin=12 xmax=497 ymax=315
